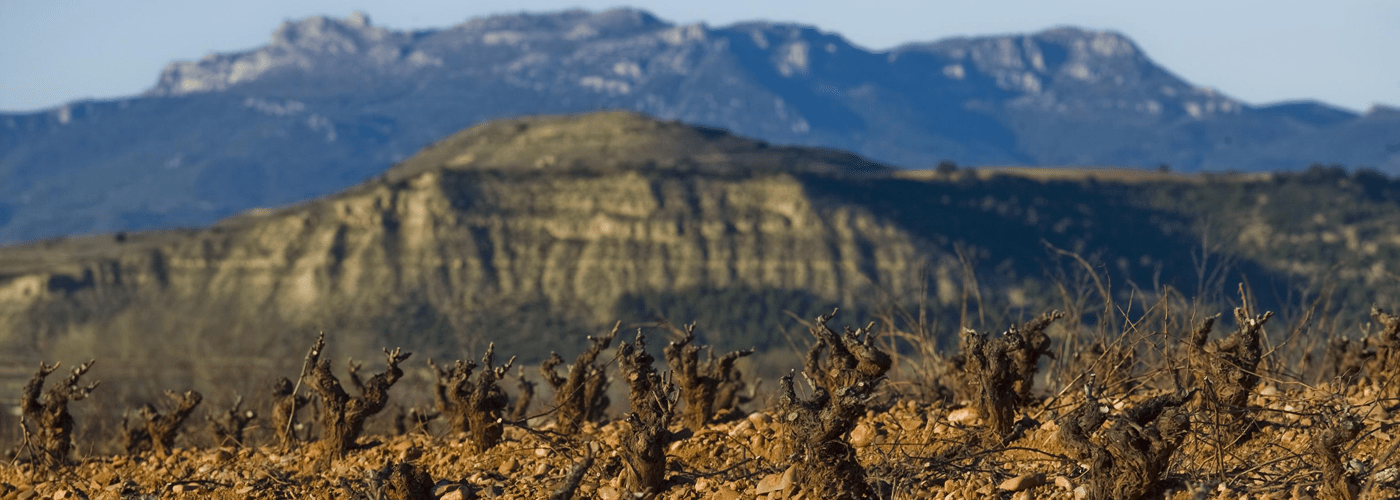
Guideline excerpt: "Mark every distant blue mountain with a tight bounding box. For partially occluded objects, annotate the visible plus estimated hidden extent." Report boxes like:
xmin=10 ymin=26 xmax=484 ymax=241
xmin=1 ymin=8 xmax=1395 ymax=244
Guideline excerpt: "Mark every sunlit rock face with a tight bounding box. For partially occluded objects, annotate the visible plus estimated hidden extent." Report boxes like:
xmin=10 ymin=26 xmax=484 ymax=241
xmin=0 ymin=112 xmax=928 ymax=391
xmin=899 ymin=28 xmax=1241 ymax=119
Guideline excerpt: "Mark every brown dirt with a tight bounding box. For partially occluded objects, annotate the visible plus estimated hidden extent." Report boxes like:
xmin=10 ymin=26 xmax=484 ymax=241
xmin=1 ymin=380 xmax=1395 ymax=500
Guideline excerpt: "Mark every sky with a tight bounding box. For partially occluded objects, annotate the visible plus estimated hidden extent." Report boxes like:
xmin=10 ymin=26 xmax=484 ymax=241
xmin=1 ymin=0 xmax=1397 ymax=114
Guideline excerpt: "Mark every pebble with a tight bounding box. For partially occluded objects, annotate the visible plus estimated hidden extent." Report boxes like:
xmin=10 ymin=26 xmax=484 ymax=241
xmin=713 ymin=487 xmax=743 ymax=500
xmin=749 ymin=434 xmax=766 ymax=449
xmin=433 ymin=482 xmax=460 ymax=496
xmin=497 ymin=457 xmax=519 ymax=474
xmin=730 ymin=420 xmax=754 ymax=437
xmin=1375 ymin=467 xmax=1400 ymax=483
xmin=1054 ymin=476 xmax=1073 ymax=491
xmin=755 ymin=466 xmax=795 ymax=494
xmin=849 ymin=423 xmax=876 ymax=448
xmin=999 ymin=473 xmax=1045 ymax=492
xmin=947 ymin=408 xmax=978 ymax=425
xmin=597 ymin=486 xmax=621 ymax=500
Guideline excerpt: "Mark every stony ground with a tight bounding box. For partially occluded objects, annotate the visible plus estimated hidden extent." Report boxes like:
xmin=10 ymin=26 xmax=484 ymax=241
xmin=0 ymin=381 xmax=1396 ymax=500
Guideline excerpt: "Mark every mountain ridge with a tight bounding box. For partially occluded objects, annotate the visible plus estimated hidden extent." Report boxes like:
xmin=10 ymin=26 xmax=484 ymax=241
xmin=1 ymin=8 xmax=1396 ymax=245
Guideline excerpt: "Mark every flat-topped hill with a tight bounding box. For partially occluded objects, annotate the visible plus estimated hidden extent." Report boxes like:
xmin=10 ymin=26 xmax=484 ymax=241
xmin=384 ymin=111 xmax=890 ymax=180
xmin=1 ymin=113 xmax=1398 ymax=408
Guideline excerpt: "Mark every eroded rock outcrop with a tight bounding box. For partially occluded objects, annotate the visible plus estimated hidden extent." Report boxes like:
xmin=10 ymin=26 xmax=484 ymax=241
xmin=0 ymin=112 xmax=927 ymax=395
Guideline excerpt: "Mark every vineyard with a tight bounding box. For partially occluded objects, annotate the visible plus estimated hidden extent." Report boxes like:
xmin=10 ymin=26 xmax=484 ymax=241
xmin=2 ymin=292 xmax=1399 ymax=500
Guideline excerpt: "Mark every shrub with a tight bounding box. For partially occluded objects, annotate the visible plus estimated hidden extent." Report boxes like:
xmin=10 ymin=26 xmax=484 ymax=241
xmin=959 ymin=311 xmax=1062 ymax=440
xmin=1313 ymin=410 xmax=1363 ymax=500
xmin=776 ymin=372 xmax=877 ymax=499
xmin=1186 ymin=307 xmax=1272 ymax=438
xmin=17 ymin=360 xmax=98 ymax=468
xmin=270 ymin=376 xmax=311 ymax=451
xmin=802 ymin=309 xmax=890 ymax=393
xmin=663 ymin=323 xmax=754 ymax=430
xmin=618 ymin=329 xmax=678 ymax=495
xmin=428 ymin=342 xmax=516 ymax=453
xmin=776 ymin=310 xmax=892 ymax=499
xmin=1324 ymin=306 xmax=1400 ymax=389
xmin=122 ymin=390 xmax=203 ymax=456
xmin=206 ymin=394 xmax=255 ymax=448
xmin=508 ymin=367 xmax=535 ymax=422
xmin=1057 ymin=387 xmax=1196 ymax=500
xmin=541 ymin=322 xmax=619 ymax=433
xmin=302 ymin=332 xmax=411 ymax=458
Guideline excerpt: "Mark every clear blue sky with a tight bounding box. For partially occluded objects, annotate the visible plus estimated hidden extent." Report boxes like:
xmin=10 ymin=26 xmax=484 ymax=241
xmin=2 ymin=0 xmax=1396 ymax=113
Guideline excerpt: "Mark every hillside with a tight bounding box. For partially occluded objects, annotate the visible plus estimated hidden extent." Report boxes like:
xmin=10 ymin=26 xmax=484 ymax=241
xmin=2 ymin=112 xmax=1400 ymax=406
xmin=1 ymin=8 xmax=1396 ymax=244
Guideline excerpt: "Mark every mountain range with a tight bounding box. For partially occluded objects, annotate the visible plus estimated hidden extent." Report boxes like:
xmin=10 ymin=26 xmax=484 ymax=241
xmin=3 ymin=111 xmax=1399 ymax=400
xmin=2 ymin=8 xmax=1397 ymax=245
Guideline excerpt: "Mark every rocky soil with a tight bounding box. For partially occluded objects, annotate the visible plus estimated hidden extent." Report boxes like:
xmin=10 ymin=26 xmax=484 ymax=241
xmin=1 ymin=381 xmax=1395 ymax=500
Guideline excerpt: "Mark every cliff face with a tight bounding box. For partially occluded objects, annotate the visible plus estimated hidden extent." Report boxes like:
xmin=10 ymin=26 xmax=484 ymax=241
xmin=0 ymin=113 xmax=930 ymax=393
xmin=5 ymin=113 xmax=1400 ymax=399
xmin=131 ymin=168 xmax=918 ymax=322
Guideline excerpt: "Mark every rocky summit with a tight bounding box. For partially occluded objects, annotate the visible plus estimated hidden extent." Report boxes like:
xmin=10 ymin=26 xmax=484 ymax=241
xmin=1 ymin=8 xmax=1396 ymax=244
xmin=2 ymin=111 xmax=1400 ymax=403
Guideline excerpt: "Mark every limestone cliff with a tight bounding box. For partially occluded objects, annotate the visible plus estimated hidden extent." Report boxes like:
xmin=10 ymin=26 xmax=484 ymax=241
xmin=0 ymin=112 xmax=928 ymax=394
xmin=4 ymin=112 xmax=1400 ymax=399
